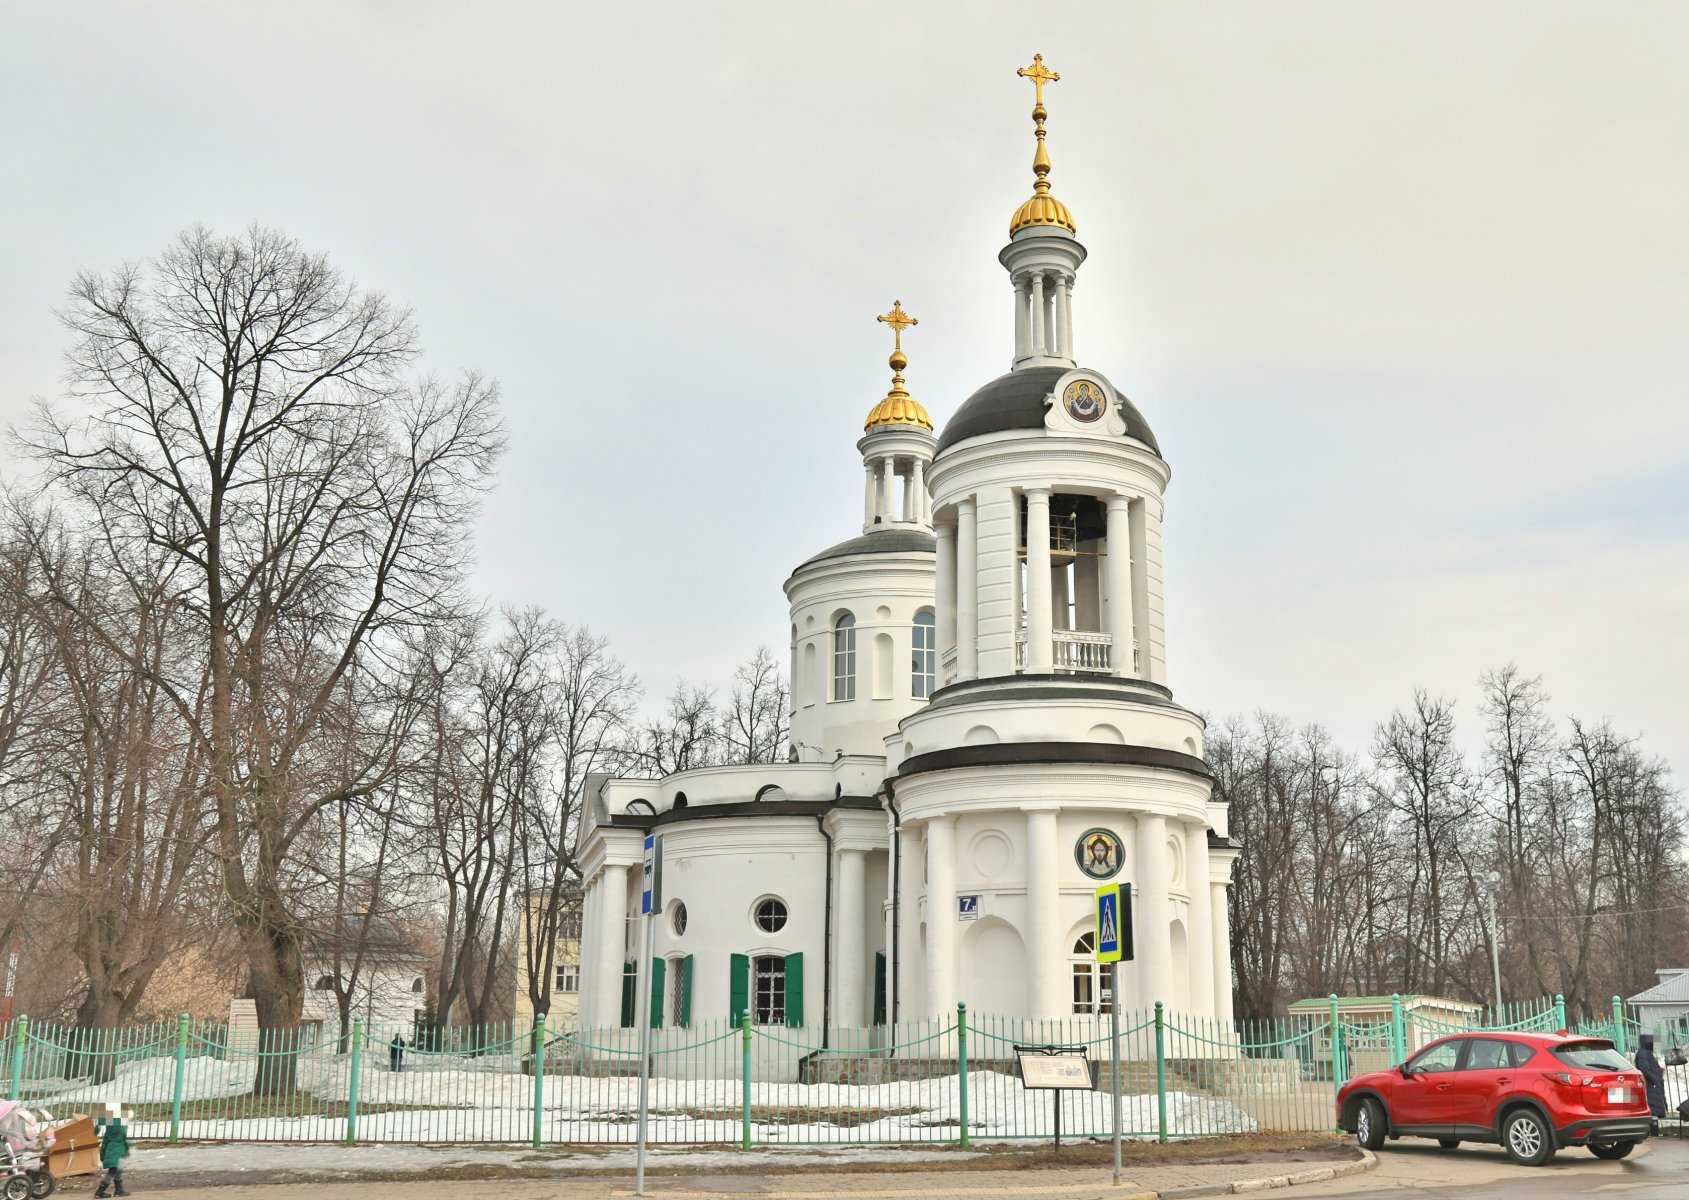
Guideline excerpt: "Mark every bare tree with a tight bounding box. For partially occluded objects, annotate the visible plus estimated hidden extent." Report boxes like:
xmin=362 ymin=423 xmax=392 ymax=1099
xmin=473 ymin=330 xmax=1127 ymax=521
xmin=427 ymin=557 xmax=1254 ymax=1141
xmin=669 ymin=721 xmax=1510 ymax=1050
xmin=24 ymin=225 xmax=501 ymax=1082
xmin=720 ymin=648 xmax=789 ymax=765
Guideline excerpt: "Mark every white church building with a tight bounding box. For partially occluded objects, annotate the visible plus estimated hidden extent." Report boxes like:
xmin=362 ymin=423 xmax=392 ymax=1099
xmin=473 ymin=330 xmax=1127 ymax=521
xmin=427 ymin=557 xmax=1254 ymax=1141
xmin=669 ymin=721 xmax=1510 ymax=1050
xmin=576 ymin=56 xmax=1237 ymax=1035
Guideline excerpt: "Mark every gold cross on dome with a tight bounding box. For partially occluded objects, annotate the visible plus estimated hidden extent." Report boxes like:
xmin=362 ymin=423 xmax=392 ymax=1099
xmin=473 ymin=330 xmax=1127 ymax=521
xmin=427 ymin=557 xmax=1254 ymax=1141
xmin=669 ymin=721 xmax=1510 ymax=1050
xmin=1017 ymin=53 xmax=1059 ymax=106
xmin=876 ymin=300 xmax=918 ymax=352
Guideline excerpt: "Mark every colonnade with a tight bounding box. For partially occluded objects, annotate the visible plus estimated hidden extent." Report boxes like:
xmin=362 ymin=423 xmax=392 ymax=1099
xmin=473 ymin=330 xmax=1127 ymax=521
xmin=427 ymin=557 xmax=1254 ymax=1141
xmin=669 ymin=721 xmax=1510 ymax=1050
xmin=1013 ymin=268 xmax=1076 ymax=363
xmin=862 ymin=454 xmax=930 ymax=527
xmin=934 ymin=488 xmax=1155 ymax=683
xmin=893 ymin=810 xmax=1232 ymax=1023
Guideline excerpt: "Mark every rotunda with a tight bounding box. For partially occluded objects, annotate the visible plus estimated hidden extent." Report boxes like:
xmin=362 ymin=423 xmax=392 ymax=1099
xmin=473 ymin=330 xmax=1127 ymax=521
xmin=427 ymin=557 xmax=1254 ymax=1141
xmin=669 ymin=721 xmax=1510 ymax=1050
xmin=885 ymin=53 xmax=1237 ymax=1025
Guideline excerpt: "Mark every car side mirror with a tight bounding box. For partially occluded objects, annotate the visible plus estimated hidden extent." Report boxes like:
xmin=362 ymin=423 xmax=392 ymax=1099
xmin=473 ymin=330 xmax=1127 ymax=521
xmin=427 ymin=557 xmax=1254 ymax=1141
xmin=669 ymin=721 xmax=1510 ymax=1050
xmin=1399 ymin=1063 xmax=1413 ymax=1078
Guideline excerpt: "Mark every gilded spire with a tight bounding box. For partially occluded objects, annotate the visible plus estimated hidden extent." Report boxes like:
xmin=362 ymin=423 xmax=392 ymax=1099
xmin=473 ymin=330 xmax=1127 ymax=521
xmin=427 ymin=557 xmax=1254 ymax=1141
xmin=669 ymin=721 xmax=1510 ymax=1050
xmin=864 ymin=300 xmax=933 ymax=432
xmin=1010 ymin=53 xmax=1077 ymax=236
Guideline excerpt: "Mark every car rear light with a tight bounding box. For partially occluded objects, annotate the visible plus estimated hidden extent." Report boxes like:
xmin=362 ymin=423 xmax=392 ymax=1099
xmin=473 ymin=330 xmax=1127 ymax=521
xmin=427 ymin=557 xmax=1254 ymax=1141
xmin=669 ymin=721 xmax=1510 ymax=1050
xmin=1548 ymin=1071 xmax=1593 ymax=1087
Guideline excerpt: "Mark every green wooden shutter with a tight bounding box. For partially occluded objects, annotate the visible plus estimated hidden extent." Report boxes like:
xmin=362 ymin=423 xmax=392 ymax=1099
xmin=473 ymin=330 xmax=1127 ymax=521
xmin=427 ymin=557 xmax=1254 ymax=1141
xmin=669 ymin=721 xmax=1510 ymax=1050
xmin=729 ymin=953 xmax=750 ymax=1026
xmin=677 ymin=955 xmax=694 ymax=1028
xmin=619 ymin=960 xmax=636 ymax=1028
xmin=649 ymin=957 xmax=666 ymax=1030
xmin=783 ymin=952 xmax=804 ymax=1027
xmin=873 ymin=952 xmax=887 ymax=1026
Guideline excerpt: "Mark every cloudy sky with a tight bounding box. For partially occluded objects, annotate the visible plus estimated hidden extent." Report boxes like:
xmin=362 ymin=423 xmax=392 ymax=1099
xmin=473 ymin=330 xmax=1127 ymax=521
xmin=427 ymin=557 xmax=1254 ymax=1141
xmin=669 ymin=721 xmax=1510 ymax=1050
xmin=4 ymin=2 xmax=1686 ymax=777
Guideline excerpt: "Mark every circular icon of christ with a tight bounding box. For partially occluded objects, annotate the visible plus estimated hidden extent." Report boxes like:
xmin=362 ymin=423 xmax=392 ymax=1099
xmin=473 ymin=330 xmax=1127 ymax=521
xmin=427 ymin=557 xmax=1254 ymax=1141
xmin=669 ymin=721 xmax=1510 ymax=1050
xmin=1075 ymin=827 xmax=1124 ymax=880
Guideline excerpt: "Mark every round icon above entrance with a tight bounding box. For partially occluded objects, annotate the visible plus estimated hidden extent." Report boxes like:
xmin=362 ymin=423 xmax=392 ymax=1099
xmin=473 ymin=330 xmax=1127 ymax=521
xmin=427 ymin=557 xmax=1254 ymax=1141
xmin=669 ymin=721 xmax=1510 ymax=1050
xmin=1075 ymin=828 xmax=1123 ymax=880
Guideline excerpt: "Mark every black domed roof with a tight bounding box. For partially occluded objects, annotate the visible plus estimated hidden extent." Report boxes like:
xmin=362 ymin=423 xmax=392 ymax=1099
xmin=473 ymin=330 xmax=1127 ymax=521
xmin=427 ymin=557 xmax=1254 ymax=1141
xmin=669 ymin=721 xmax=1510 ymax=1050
xmin=936 ymin=366 xmax=1160 ymax=456
xmin=792 ymin=528 xmax=935 ymax=573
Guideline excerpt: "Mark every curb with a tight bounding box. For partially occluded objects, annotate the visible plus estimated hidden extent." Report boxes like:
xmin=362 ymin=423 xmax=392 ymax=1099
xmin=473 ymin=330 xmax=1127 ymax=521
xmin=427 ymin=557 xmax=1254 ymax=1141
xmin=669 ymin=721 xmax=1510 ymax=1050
xmin=610 ymin=1149 xmax=1378 ymax=1199
xmin=1156 ymin=1149 xmax=1376 ymax=1199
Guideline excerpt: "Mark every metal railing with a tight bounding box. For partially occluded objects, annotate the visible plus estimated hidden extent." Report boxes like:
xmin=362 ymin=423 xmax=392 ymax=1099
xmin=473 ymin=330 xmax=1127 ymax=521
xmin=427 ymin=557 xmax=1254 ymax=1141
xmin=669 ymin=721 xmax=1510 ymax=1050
xmin=6 ymin=992 xmax=1660 ymax=1147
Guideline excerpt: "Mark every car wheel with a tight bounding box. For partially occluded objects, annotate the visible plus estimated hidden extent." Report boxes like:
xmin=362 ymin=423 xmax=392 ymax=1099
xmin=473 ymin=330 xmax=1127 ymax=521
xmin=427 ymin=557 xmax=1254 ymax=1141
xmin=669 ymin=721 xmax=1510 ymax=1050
xmin=1501 ymin=1108 xmax=1555 ymax=1166
xmin=1588 ymin=1141 xmax=1634 ymax=1161
xmin=1355 ymin=1098 xmax=1387 ymax=1150
xmin=1437 ymin=1138 xmax=1460 ymax=1150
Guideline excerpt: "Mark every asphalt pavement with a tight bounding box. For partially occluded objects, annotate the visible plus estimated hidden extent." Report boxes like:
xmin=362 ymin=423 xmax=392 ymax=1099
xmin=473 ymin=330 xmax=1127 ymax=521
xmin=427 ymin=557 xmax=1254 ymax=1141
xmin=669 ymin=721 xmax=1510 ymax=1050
xmin=1281 ymin=1135 xmax=1689 ymax=1199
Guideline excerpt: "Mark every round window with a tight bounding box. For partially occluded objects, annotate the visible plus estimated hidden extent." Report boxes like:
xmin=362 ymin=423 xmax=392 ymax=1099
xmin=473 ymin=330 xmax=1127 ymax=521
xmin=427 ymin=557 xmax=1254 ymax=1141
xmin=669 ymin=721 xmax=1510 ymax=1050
xmin=753 ymin=897 xmax=788 ymax=934
xmin=670 ymin=901 xmax=688 ymax=937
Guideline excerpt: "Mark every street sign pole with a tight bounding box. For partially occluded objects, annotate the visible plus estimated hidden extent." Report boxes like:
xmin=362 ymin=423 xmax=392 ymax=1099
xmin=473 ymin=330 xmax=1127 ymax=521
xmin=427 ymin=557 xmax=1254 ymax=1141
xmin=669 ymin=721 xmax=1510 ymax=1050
xmin=1095 ymin=881 xmax=1130 ymax=1185
xmin=634 ymin=833 xmax=662 ymax=1197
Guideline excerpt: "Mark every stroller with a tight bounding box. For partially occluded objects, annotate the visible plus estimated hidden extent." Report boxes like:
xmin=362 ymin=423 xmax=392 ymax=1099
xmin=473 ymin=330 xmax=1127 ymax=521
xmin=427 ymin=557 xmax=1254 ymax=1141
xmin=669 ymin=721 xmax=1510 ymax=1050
xmin=0 ymin=1102 xmax=55 ymax=1200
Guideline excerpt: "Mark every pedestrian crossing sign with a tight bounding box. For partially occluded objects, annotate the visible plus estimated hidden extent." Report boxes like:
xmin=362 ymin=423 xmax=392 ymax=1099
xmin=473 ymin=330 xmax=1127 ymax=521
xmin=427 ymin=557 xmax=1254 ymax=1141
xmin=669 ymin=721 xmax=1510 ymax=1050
xmin=1095 ymin=882 xmax=1130 ymax=964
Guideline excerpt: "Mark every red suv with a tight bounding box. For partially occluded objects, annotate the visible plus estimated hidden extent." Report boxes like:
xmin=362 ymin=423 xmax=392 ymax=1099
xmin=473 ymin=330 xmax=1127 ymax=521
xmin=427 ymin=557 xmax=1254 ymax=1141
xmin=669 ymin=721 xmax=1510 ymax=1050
xmin=1336 ymin=1032 xmax=1652 ymax=1165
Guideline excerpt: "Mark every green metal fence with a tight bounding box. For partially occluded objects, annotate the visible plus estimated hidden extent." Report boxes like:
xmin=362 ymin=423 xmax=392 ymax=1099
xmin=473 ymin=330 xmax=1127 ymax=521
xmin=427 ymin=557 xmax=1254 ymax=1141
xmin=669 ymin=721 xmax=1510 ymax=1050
xmin=7 ymin=991 xmax=1662 ymax=1146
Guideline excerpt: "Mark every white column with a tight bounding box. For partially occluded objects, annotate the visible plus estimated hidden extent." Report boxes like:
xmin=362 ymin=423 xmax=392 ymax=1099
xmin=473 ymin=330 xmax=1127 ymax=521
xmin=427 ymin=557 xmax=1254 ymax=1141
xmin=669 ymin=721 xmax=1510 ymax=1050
xmin=1128 ymin=499 xmax=1150 ymax=679
xmin=1134 ymin=815 xmax=1172 ymax=1009
xmin=1051 ymin=561 xmax=1070 ymax=633
xmin=1024 ymin=808 xmax=1062 ymax=1017
xmin=863 ymin=462 xmax=877 ymax=529
xmin=881 ymin=456 xmax=896 ymax=524
xmin=1057 ymin=274 xmax=1074 ymax=359
xmin=1106 ymin=496 xmax=1135 ymax=677
xmin=896 ymin=824 xmax=925 ymax=1020
xmin=924 ymin=816 xmax=957 ymax=1015
xmin=1013 ymin=275 xmax=1031 ymax=361
xmin=596 ymin=864 xmax=629 ymax=1028
xmin=1024 ymin=488 xmax=1053 ymax=673
xmin=1211 ymin=875 xmax=1234 ymax=1027
xmin=836 ymin=848 xmax=867 ymax=1026
xmin=1184 ymin=825 xmax=1216 ymax=1017
xmin=578 ymin=876 xmax=600 ymax=1027
xmin=935 ymin=521 xmax=957 ymax=682
xmin=956 ymin=498 xmax=978 ymax=681
xmin=1029 ymin=273 xmax=1046 ymax=356
xmin=911 ymin=458 xmax=927 ymax=524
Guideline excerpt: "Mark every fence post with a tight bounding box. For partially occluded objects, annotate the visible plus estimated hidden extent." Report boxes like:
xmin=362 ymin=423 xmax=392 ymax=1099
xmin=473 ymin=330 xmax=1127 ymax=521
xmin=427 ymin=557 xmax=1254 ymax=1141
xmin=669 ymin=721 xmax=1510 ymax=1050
xmin=1610 ymin=996 xmax=1626 ymax=1053
xmin=1554 ymin=993 xmax=1566 ymax=1031
xmin=1153 ymin=1001 xmax=1167 ymax=1145
xmin=1327 ymin=992 xmax=1345 ymax=1123
xmin=531 ymin=1013 xmax=547 ymax=1149
xmin=344 ymin=1019 xmax=364 ymax=1145
xmin=956 ymin=1002 xmax=970 ymax=1149
xmin=1389 ymin=994 xmax=1405 ymax=1065
xmin=739 ymin=1013 xmax=753 ymax=1150
xmin=169 ymin=1014 xmax=189 ymax=1143
xmin=8 ymin=1016 xmax=26 ymax=1101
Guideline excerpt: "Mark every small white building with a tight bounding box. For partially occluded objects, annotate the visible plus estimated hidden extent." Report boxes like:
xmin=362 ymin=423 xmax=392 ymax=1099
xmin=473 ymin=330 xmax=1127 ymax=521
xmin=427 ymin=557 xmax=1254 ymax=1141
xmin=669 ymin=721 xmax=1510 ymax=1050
xmin=299 ymin=918 xmax=430 ymax=1042
xmin=1628 ymin=968 xmax=1689 ymax=1035
xmin=576 ymin=57 xmax=1238 ymax=1035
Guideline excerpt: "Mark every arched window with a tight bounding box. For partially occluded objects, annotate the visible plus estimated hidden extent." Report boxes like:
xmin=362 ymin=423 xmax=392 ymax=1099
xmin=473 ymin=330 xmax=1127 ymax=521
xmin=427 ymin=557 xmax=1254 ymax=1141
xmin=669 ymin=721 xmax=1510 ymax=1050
xmin=1070 ymin=931 xmax=1115 ymax=1015
xmin=411 ymin=977 xmax=424 ymax=994
xmin=314 ymin=975 xmax=335 ymax=992
xmin=911 ymin=610 xmax=937 ymax=697
xmin=831 ymin=613 xmax=856 ymax=701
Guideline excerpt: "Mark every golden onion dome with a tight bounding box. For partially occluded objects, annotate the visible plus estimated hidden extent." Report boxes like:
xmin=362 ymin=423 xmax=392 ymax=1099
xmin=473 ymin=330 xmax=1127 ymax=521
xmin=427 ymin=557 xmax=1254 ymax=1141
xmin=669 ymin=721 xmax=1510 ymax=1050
xmin=1009 ymin=54 xmax=1077 ymax=237
xmin=865 ymin=300 xmax=932 ymax=432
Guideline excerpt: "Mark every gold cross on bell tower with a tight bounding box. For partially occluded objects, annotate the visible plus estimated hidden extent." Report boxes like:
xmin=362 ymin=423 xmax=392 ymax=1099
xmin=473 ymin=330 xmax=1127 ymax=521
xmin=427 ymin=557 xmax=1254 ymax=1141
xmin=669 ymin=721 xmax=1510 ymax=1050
xmin=1017 ymin=53 xmax=1059 ymax=107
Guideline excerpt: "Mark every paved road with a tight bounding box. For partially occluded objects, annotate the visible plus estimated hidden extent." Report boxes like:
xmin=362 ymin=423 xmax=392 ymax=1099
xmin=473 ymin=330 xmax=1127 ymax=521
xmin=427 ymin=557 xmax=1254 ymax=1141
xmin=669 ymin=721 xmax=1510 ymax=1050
xmin=1283 ymin=1136 xmax=1689 ymax=1199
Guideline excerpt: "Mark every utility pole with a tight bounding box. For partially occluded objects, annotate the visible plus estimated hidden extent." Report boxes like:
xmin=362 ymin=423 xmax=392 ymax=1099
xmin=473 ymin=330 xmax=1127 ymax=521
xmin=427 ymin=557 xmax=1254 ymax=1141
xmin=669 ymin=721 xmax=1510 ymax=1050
xmin=1486 ymin=870 xmax=1503 ymax=1012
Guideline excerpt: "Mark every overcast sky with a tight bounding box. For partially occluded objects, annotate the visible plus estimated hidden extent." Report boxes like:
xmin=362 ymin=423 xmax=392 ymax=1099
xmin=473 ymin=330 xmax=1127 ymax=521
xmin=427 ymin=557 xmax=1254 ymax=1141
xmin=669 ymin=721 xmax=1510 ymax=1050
xmin=4 ymin=2 xmax=1686 ymax=779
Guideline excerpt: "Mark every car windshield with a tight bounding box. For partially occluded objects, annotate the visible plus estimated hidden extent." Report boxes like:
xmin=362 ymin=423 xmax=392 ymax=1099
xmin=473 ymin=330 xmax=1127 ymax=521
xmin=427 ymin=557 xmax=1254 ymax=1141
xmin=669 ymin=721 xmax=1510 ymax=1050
xmin=1550 ymin=1041 xmax=1632 ymax=1071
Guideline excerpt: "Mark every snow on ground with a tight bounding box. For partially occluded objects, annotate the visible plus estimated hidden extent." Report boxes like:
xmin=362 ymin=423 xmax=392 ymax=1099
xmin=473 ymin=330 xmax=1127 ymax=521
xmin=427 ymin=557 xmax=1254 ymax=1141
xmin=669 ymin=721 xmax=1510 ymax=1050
xmin=31 ymin=1056 xmax=1261 ymax=1144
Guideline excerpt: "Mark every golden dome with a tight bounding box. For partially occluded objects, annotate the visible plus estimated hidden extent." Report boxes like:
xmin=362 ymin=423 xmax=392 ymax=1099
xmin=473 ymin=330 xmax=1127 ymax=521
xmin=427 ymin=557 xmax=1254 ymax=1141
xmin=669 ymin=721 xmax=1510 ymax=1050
xmin=865 ymin=300 xmax=932 ymax=432
xmin=1009 ymin=54 xmax=1077 ymax=237
xmin=1010 ymin=192 xmax=1076 ymax=236
xmin=864 ymin=391 xmax=933 ymax=432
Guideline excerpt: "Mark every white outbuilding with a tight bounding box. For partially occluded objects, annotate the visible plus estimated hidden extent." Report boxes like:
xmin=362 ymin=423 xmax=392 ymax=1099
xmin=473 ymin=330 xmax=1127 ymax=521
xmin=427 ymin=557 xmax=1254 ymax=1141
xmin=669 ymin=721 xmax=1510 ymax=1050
xmin=575 ymin=56 xmax=1237 ymax=1037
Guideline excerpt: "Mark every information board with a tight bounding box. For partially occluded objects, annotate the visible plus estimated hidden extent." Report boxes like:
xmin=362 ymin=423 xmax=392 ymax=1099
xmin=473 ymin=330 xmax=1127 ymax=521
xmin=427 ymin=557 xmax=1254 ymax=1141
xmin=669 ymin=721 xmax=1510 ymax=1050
xmin=1014 ymin=1046 xmax=1093 ymax=1090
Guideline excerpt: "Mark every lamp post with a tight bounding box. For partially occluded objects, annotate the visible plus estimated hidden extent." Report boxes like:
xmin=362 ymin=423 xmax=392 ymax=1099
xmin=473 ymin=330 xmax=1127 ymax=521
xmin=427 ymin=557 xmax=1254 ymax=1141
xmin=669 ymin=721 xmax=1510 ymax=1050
xmin=1486 ymin=870 xmax=1503 ymax=1012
